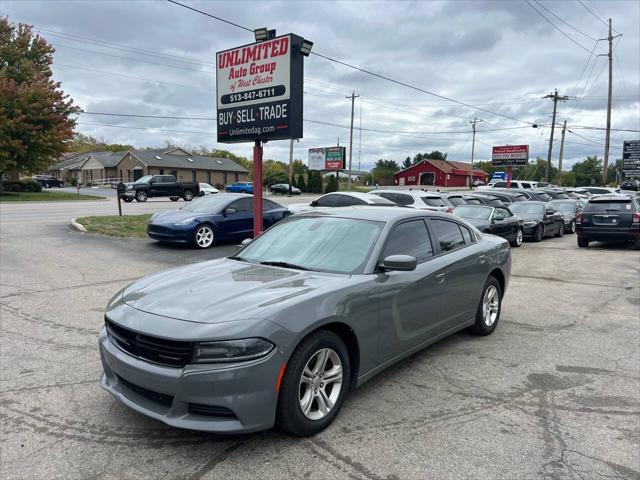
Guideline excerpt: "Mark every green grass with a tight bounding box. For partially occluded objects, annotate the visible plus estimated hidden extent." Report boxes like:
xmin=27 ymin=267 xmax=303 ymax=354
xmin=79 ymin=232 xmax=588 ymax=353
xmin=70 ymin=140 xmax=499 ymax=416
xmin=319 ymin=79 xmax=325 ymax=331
xmin=76 ymin=214 xmax=152 ymax=238
xmin=0 ymin=191 xmax=105 ymax=202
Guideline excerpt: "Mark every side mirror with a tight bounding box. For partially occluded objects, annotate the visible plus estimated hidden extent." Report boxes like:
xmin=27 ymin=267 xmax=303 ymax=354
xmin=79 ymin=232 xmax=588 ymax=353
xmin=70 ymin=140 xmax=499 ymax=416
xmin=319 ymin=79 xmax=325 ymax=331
xmin=381 ymin=255 xmax=417 ymax=272
xmin=310 ymin=200 xmax=318 ymax=207
xmin=546 ymin=208 xmax=555 ymax=215
xmin=240 ymin=238 xmax=252 ymax=247
xmin=224 ymin=207 xmax=237 ymax=216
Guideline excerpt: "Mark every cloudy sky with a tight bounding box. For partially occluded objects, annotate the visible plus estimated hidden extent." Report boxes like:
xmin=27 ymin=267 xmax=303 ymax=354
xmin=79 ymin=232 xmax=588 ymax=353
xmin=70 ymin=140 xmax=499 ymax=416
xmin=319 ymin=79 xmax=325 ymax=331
xmin=2 ymin=0 xmax=639 ymax=170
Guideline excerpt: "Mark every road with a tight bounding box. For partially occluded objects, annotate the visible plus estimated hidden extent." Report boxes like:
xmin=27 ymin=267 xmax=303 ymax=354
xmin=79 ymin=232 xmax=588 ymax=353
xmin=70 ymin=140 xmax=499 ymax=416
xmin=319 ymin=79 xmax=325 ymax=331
xmin=0 ymin=207 xmax=639 ymax=479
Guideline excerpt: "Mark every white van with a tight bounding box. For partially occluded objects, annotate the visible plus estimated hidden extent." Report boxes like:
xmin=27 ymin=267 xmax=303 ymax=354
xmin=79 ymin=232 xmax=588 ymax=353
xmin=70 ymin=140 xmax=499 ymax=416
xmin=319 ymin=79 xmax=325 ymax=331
xmin=491 ymin=180 xmax=537 ymax=189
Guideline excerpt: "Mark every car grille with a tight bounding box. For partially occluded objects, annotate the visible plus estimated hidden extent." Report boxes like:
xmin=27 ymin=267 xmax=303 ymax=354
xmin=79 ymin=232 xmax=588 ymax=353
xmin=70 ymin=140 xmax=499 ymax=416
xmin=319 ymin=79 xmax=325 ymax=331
xmin=105 ymin=319 xmax=193 ymax=368
xmin=147 ymin=225 xmax=175 ymax=235
xmin=188 ymin=403 xmax=237 ymax=418
xmin=116 ymin=374 xmax=174 ymax=407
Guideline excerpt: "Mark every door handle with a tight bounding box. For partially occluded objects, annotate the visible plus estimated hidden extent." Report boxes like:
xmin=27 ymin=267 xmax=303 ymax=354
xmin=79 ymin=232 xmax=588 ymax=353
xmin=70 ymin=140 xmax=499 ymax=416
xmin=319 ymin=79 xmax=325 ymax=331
xmin=435 ymin=273 xmax=445 ymax=284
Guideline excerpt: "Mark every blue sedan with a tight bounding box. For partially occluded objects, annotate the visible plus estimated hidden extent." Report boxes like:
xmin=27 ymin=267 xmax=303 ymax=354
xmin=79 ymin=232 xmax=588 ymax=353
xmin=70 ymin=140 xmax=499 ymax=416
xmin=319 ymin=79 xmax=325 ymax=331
xmin=147 ymin=193 xmax=289 ymax=248
xmin=225 ymin=182 xmax=254 ymax=194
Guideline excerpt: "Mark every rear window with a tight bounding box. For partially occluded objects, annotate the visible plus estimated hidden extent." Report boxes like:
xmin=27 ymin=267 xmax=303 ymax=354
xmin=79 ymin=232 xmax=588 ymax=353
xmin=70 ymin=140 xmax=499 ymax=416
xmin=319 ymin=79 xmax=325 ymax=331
xmin=421 ymin=196 xmax=446 ymax=207
xmin=375 ymin=192 xmax=413 ymax=206
xmin=447 ymin=196 xmax=466 ymax=206
xmin=585 ymin=200 xmax=632 ymax=212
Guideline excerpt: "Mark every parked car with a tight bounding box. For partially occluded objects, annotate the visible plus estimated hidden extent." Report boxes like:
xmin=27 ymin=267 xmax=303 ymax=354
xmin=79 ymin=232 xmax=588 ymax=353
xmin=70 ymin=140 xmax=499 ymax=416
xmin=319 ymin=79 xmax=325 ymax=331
xmin=491 ymin=180 xmax=537 ymax=189
xmin=566 ymin=188 xmax=591 ymax=197
xmin=226 ymin=182 xmax=254 ymax=194
xmin=453 ymin=205 xmax=523 ymax=247
xmin=576 ymin=195 xmax=640 ymax=249
xmin=620 ymin=179 xmax=640 ymax=191
xmin=33 ymin=175 xmax=64 ymax=188
xmin=146 ymin=194 xmax=289 ymax=248
xmin=289 ymin=191 xmax=395 ymax=214
xmin=198 ymin=183 xmax=219 ymax=196
xmin=481 ymin=190 xmax=529 ymax=204
xmin=121 ymin=175 xmax=199 ymax=203
xmin=443 ymin=193 xmax=486 ymax=206
xmin=467 ymin=193 xmax=506 ymax=207
xmin=549 ymin=200 xmax=580 ymax=233
xmin=520 ymin=190 xmax=553 ymax=202
xmin=508 ymin=201 xmax=564 ymax=241
xmin=100 ymin=206 xmax=511 ymax=436
xmin=542 ymin=188 xmax=571 ymax=200
xmin=270 ymin=183 xmax=301 ymax=195
xmin=371 ymin=190 xmax=453 ymax=212
xmin=583 ymin=186 xmax=618 ymax=195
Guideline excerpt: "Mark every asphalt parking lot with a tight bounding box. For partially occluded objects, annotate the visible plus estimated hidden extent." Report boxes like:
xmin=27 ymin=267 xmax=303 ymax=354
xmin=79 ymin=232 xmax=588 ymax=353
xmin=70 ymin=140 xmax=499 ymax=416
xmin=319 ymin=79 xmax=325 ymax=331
xmin=1 ymin=204 xmax=639 ymax=479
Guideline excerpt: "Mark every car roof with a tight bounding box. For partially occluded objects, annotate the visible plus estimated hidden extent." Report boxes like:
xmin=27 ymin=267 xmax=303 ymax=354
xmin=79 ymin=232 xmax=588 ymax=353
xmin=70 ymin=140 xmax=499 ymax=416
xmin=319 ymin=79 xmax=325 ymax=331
xmin=294 ymin=205 xmax=453 ymax=222
xmin=326 ymin=191 xmax=396 ymax=204
xmin=454 ymin=204 xmax=493 ymax=209
xmin=588 ymin=194 xmax=632 ymax=201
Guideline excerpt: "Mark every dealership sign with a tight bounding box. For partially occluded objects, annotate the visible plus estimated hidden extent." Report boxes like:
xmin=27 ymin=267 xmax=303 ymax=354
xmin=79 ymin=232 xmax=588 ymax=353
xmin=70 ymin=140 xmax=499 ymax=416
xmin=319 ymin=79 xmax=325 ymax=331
xmin=491 ymin=145 xmax=529 ymax=167
xmin=622 ymin=140 xmax=640 ymax=177
xmin=308 ymin=147 xmax=346 ymax=171
xmin=216 ymin=34 xmax=304 ymax=143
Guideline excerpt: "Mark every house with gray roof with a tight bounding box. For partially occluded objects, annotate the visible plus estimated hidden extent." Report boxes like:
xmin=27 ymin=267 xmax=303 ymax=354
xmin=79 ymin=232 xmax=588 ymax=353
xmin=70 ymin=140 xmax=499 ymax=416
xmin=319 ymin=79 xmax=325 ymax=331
xmin=48 ymin=147 xmax=249 ymax=187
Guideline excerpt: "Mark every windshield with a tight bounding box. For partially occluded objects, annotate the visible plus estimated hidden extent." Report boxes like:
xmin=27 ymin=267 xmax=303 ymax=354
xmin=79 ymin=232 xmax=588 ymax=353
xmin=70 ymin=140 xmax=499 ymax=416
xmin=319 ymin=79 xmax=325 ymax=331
xmin=133 ymin=175 xmax=153 ymax=184
xmin=453 ymin=206 xmax=492 ymax=220
xmin=509 ymin=203 xmax=544 ymax=215
xmin=236 ymin=217 xmax=384 ymax=274
xmin=553 ymin=202 xmax=576 ymax=213
xmin=181 ymin=195 xmax=230 ymax=213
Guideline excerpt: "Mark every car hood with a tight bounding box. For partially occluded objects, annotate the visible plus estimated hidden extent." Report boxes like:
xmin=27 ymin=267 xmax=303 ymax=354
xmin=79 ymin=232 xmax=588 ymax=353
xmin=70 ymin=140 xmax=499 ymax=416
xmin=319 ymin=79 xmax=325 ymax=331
xmin=288 ymin=203 xmax=318 ymax=213
xmin=516 ymin=213 xmax=543 ymax=222
xmin=119 ymin=258 xmax=344 ymax=323
xmin=150 ymin=209 xmax=213 ymax=224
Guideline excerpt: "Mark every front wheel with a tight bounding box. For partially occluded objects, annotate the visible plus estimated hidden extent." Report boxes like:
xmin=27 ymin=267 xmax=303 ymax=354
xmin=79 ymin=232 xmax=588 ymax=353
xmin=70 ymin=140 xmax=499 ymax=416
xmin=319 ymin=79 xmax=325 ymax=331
xmin=469 ymin=276 xmax=502 ymax=336
xmin=183 ymin=190 xmax=194 ymax=201
xmin=193 ymin=224 xmax=214 ymax=249
xmin=510 ymin=228 xmax=523 ymax=248
xmin=277 ymin=330 xmax=350 ymax=437
xmin=135 ymin=190 xmax=147 ymax=202
xmin=555 ymin=222 xmax=564 ymax=237
xmin=534 ymin=224 xmax=544 ymax=242
xmin=44 ymin=182 xmax=50 ymax=188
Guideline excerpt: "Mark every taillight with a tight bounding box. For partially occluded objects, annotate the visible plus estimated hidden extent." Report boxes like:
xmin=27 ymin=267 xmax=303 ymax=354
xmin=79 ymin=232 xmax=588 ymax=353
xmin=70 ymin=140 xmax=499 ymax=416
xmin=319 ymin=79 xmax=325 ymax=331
xmin=576 ymin=213 xmax=583 ymax=224
xmin=633 ymin=213 xmax=640 ymax=224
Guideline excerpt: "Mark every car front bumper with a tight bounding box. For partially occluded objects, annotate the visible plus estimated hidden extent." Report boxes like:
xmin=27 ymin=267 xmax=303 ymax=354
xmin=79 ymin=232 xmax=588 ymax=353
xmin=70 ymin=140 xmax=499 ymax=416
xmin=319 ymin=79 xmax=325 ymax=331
xmin=146 ymin=224 xmax=193 ymax=243
xmin=522 ymin=224 xmax=539 ymax=237
xmin=99 ymin=327 xmax=284 ymax=433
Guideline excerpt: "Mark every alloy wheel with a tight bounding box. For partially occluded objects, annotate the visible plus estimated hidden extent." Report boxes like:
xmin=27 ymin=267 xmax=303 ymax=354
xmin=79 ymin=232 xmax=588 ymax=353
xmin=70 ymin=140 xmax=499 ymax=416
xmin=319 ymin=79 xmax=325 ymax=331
xmin=570 ymin=220 xmax=576 ymax=234
xmin=482 ymin=285 xmax=500 ymax=327
xmin=516 ymin=229 xmax=523 ymax=246
xmin=184 ymin=191 xmax=194 ymax=201
xmin=194 ymin=225 xmax=214 ymax=248
xmin=136 ymin=191 xmax=147 ymax=202
xmin=298 ymin=348 xmax=343 ymax=421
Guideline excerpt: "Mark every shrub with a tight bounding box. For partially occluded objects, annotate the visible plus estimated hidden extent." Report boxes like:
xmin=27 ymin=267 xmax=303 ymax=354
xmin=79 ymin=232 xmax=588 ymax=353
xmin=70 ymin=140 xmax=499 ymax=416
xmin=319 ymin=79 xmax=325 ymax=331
xmin=297 ymin=174 xmax=307 ymax=193
xmin=324 ymin=174 xmax=338 ymax=193
xmin=2 ymin=180 xmax=43 ymax=192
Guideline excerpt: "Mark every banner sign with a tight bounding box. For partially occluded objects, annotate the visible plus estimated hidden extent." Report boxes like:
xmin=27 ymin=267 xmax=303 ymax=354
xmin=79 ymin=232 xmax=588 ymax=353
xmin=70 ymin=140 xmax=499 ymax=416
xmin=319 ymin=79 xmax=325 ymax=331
xmin=491 ymin=145 xmax=529 ymax=167
xmin=622 ymin=140 xmax=640 ymax=177
xmin=216 ymin=34 xmax=304 ymax=143
xmin=308 ymin=147 xmax=346 ymax=171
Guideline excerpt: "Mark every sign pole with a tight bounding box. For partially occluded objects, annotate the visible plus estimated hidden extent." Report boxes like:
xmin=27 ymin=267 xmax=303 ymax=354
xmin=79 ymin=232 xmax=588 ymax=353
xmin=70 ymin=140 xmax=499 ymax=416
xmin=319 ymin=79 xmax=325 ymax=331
xmin=253 ymin=140 xmax=263 ymax=237
xmin=506 ymin=167 xmax=512 ymax=190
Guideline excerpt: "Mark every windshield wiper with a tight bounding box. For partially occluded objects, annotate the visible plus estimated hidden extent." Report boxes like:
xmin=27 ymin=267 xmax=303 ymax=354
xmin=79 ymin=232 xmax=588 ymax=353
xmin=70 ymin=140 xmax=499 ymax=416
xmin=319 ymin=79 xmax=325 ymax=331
xmin=259 ymin=261 xmax=310 ymax=271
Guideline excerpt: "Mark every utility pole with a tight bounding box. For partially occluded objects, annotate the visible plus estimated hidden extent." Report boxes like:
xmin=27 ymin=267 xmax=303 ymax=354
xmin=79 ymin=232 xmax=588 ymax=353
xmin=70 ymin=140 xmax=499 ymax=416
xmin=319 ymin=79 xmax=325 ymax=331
xmin=543 ymin=89 xmax=570 ymax=183
xmin=556 ymin=120 xmax=567 ymax=186
xmin=288 ymin=138 xmax=294 ymax=196
xmin=469 ymin=117 xmax=482 ymax=189
xmin=346 ymin=91 xmax=359 ymax=190
xmin=603 ymin=18 xmax=614 ymax=185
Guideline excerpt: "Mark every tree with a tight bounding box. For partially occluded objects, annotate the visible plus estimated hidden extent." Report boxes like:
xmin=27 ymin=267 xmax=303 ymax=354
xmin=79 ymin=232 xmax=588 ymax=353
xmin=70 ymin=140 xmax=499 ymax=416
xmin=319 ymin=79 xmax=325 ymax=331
xmin=402 ymin=156 xmax=412 ymax=169
xmin=68 ymin=133 xmax=132 ymax=153
xmin=307 ymin=171 xmax=323 ymax=193
xmin=69 ymin=176 xmax=82 ymax=195
xmin=0 ymin=18 xmax=79 ymax=190
xmin=324 ymin=174 xmax=338 ymax=194
xmin=297 ymin=174 xmax=307 ymax=193
xmin=571 ymin=156 xmax=603 ymax=186
xmin=372 ymin=159 xmax=400 ymax=185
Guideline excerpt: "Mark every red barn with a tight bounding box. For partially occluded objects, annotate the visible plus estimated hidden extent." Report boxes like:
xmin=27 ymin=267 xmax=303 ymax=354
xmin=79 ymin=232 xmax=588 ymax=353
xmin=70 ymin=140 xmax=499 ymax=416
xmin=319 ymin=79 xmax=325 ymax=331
xmin=394 ymin=159 xmax=488 ymax=187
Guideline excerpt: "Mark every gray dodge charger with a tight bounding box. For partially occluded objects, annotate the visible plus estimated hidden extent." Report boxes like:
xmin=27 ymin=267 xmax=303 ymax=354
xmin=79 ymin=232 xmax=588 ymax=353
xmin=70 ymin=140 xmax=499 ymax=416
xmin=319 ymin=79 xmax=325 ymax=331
xmin=99 ymin=207 xmax=511 ymax=436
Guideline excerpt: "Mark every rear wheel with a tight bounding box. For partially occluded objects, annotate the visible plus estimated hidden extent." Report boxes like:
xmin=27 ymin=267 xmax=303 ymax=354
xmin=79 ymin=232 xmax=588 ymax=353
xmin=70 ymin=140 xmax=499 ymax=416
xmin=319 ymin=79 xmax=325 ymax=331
xmin=534 ymin=224 xmax=544 ymax=242
xmin=240 ymin=189 xmax=247 ymax=193
xmin=193 ymin=224 xmax=214 ymax=249
xmin=469 ymin=276 xmax=502 ymax=336
xmin=510 ymin=228 xmax=523 ymax=248
xmin=183 ymin=190 xmax=194 ymax=201
xmin=277 ymin=330 xmax=350 ymax=437
xmin=632 ymin=237 xmax=640 ymax=251
xmin=135 ymin=190 xmax=147 ymax=202
xmin=577 ymin=237 xmax=589 ymax=248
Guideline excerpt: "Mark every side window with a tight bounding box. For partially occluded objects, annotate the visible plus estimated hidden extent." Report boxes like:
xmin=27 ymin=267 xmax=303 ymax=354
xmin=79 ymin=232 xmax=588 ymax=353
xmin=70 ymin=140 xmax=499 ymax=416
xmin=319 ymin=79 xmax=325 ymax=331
xmin=393 ymin=194 xmax=414 ymax=206
xmin=164 ymin=176 xmax=175 ymax=183
xmin=522 ymin=182 xmax=532 ymax=189
xmin=340 ymin=195 xmax=366 ymax=206
xmin=382 ymin=220 xmax=433 ymax=263
xmin=229 ymin=198 xmax=252 ymax=212
xmin=315 ymin=194 xmax=341 ymax=207
xmin=494 ymin=208 xmax=509 ymax=220
xmin=460 ymin=225 xmax=473 ymax=244
xmin=494 ymin=181 xmax=507 ymax=188
xmin=263 ymin=199 xmax=279 ymax=211
xmin=430 ymin=219 xmax=466 ymax=252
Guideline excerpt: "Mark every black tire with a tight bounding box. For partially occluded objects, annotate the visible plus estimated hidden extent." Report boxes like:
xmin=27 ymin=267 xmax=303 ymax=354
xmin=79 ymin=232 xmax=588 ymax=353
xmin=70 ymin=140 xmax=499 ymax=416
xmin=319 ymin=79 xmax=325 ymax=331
xmin=509 ymin=228 xmax=523 ymax=248
xmin=44 ymin=182 xmax=50 ymax=188
xmin=555 ymin=222 xmax=564 ymax=237
xmin=192 ymin=224 xmax=215 ymax=249
xmin=226 ymin=188 xmax=231 ymax=192
xmin=534 ymin=224 xmax=544 ymax=242
xmin=469 ymin=276 xmax=502 ymax=336
xmin=240 ymin=189 xmax=247 ymax=193
xmin=122 ymin=197 xmax=134 ymax=203
xmin=277 ymin=330 xmax=350 ymax=437
xmin=183 ymin=190 xmax=194 ymax=201
xmin=135 ymin=190 xmax=147 ymax=202
xmin=577 ymin=237 xmax=589 ymax=248
xmin=569 ymin=220 xmax=576 ymax=234
xmin=632 ymin=238 xmax=640 ymax=251
xmin=170 ymin=197 xmax=179 ymax=201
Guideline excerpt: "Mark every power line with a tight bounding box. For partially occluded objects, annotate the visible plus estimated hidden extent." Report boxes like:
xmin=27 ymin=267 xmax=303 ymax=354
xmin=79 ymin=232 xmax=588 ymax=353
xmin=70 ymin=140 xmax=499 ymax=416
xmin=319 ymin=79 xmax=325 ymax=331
xmin=532 ymin=0 xmax=598 ymax=41
xmin=166 ymin=0 xmax=253 ymax=32
xmin=576 ymin=0 xmax=614 ymax=31
xmin=524 ymin=0 xmax=596 ymax=55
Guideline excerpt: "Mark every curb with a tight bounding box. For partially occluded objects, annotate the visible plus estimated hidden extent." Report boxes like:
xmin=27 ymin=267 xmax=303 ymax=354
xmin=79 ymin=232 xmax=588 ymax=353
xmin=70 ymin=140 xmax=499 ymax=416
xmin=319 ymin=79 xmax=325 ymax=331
xmin=70 ymin=218 xmax=87 ymax=233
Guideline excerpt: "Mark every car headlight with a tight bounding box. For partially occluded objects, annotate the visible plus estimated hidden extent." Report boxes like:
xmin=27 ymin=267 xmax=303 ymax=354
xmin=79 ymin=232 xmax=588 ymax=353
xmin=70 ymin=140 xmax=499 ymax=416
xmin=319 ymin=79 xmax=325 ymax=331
xmin=126 ymin=185 xmax=133 ymax=190
xmin=192 ymin=338 xmax=274 ymax=363
xmin=173 ymin=217 xmax=197 ymax=225
xmin=524 ymin=221 xmax=537 ymax=226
